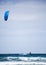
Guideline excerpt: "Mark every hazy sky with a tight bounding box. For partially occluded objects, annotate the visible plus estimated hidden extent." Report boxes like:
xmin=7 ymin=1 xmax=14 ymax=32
xmin=0 ymin=0 xmax=46 ymax=54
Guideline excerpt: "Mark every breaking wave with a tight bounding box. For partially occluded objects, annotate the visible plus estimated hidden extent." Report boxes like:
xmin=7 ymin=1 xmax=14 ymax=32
xmin=0 ymin=56 xmax=46 ymax=62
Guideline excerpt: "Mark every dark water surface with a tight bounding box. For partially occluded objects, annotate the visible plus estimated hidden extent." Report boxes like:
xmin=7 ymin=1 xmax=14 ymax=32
xmin=0 ymin=54 xmax=46 ymax=62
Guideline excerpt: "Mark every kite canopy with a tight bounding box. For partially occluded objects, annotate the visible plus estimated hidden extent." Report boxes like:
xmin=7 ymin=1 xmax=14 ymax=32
xmin=4 ymin=10 xmax=9 ymax=21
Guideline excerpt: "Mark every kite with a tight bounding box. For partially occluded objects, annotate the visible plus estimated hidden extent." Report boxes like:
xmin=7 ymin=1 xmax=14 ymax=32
xmin=4 ymin=10 xmax=9 ymax=21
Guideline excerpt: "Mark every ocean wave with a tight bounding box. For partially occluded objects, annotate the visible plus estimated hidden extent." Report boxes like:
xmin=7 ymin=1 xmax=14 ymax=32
xmin=0 ymin=56 xmax=46 ymax=62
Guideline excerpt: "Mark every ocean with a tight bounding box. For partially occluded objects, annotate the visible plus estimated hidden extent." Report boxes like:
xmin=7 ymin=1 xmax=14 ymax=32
xmin=0 ymin=54 xmax=46 ymax=65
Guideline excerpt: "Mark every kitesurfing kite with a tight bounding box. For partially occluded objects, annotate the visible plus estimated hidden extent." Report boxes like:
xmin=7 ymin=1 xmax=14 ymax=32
xmin=4 ymin=10 xmax=9 ymax=21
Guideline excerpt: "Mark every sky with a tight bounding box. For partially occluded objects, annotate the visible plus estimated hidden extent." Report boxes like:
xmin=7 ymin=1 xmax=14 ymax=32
xmin=0 ymin=0 xmax=46 ymax=54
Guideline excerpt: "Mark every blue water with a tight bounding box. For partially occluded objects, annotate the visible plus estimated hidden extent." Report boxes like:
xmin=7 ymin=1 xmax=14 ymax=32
xmin=0 ymin=54 xmax=46 ymax=62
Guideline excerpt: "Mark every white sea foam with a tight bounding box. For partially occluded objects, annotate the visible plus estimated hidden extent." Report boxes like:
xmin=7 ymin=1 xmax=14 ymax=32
xmin=18 ymin=57 xmax=28 ymax=61
xmin=0 ymin=61 xmax=46 ymax=65
xmin=5 ymin=56 xmax=46 ymax=62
